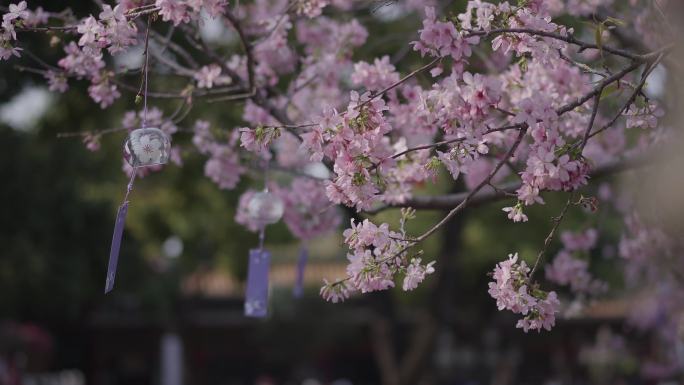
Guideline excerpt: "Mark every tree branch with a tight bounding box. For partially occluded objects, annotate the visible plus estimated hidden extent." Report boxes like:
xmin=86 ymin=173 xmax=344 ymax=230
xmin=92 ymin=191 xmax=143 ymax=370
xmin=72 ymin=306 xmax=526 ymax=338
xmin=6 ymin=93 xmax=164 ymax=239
xmin=529 ymin=195 xmax=573 ymax=278
xmin=466 ymin=28 xmax=667 ymax=62
xmin=375 ymin=153 xmax=655 ymax=211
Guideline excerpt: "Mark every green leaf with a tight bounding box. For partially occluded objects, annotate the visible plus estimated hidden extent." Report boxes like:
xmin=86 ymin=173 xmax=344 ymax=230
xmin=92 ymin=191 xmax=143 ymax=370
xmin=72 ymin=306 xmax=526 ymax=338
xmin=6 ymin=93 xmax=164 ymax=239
xmin=595 ymin=23 xmax=604 ymax=55
xmin=600 ymin=83 xmax=620 ymax=98
xmin=604 ymin=16 xmax=627 ymax=27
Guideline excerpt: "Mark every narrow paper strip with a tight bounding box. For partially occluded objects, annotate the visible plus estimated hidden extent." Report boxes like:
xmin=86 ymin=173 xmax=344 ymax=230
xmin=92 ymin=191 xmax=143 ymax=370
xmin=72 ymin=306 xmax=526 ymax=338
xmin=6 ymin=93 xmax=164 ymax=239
xmin=244 ymin=249 xmax=271 ymax=318
xmin=105 ymin=202 xmax=129 ymax=294
xmin=293 ymin=246 xmax=308 ymax=298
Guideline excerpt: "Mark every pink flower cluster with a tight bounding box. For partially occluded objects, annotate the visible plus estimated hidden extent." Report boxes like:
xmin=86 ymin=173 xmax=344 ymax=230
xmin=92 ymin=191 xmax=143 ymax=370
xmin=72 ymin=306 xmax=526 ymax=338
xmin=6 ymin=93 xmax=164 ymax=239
xmin=488 ymin=253 xmax=560 ymax=332
xmin=194 ymin=121 xmax=246 ymax=190
xmin=277 ymin=178 xmax=341 ymax=240
xmin=56 ymin=4 xmax=142 ymax=108
xmin=546 ymin=229 xmax=606 ymax=294
xmin=624 ymin=101 xmax=664 ymax=130
xmin=295 ymin=0 xmax=330 ymax=18
xmin=618 ymin=213 xmax=672 ymax=283
xmin=412 ymin=7 xmax=479 ymax=71
xmin=561 ymin=228 xmax=598 ymax=252
xmin=156 ymin=0 xmax=228 ymax=26
xmin=194 ymin=64 xmax=232 ymax=89
xmin=457 ymin=0 xmax=496 ymax=31
xmin=351 ymin=56 xmax=400 ymax=92
xmin=319 ymin=279 xmax=352 ymax=304
xmin=520 ymin=146 xmax=590 ymax=196
xmin=545 ymin=251 xmax=606 ymax=294
xmin=306 ymin=93 xmax=396 ymax=211
xmin=503 ymin=95 xmax=591 ymax=220
xmin=1 ymin=2 xmax=29 ymax=60
xmin=320 ymin=218 xmax=435 ymax=302
xmin=489 ymin=2 xmax=571 ymax=64
xmin=240 ymin=125 xmax=282 ymax=157
xmin=252 ymin=16 xmax=297 ymax=86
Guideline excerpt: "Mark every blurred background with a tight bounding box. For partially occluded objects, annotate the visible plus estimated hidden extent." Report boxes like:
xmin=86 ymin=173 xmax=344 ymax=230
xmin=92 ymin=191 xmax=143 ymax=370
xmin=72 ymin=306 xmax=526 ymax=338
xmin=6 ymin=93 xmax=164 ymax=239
xmin=1 ymin=1 xmax=682 ymax=385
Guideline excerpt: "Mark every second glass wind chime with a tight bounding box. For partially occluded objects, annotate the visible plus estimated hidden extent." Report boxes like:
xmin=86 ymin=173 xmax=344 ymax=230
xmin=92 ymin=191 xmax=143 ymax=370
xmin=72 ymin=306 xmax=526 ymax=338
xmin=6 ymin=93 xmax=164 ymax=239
xmin=243 ymin=187 xmax=284 ymax=318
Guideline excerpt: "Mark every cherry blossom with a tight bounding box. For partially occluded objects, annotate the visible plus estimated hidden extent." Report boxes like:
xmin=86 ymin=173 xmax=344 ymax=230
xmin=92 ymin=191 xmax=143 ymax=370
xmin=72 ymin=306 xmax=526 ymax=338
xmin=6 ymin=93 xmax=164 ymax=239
xmin=502 ymin=203 xmax=528 ymax=223
xmin=277 ymin=178 xmax=341 ymax=240
xmin=488 ymin=253 xmax=560 ymax=332
xmin=403 ymin=258 xmax=436 ymax=291
xmin=3 ymin=1 xmax=29 ymax=23
xmin=194 ymin=64 xmax=232 ymax=89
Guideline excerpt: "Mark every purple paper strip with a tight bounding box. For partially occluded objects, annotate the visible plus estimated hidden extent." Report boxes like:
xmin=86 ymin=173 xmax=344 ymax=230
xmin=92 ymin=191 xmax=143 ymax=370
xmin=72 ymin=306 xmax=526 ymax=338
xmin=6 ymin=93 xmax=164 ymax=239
xmin=105 ymin=202 xmax=128 ymax=294
xmin=244 ymin=249 xmax=271 ymax=318
xmin=293 ymin=246 xmax=308 ymax=298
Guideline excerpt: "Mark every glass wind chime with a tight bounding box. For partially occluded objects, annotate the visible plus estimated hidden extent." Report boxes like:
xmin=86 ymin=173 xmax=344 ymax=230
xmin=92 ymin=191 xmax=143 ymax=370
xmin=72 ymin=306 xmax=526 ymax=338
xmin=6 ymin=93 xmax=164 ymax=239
xmin=105 ymin=35 xmax=171 ymax=294
xmin=243 ymin=185 xmax=284 ymax=317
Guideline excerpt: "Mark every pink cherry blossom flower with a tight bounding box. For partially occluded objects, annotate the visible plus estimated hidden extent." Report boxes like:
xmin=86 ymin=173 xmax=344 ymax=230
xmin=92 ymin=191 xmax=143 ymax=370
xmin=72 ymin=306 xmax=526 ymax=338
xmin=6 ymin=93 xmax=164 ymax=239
xmin=320 ymin=279 xmax=352 ymax=303
xmin=503 ymin=203 xmax=528 ymax=223
xmin=296 ymin=0 xmax=329 ymax=18
xmin=194 ymin=64 xmax=231 ymax=88
xmin=3 ymin=2 xmax=29 ymax=23
xmin=489 ymin=253 xmax=560 ymax=332
xmin=278 ymin=178 xmax=341 ymax=240
xmin=45 ymin=71 xmax=68 ymax=93
xmin=351 ymin=56 xmax=400 ymax=92
xmin=88 ymin=77 xmax=120 ymax=108
xmin=204 ymin=145 xmax=245 ymax=190
xmin=0 ymin=45 xmax=22 ymax=60
xmin=156 ymin=0 xmax=191 ymax=26
xmin=77 ymin=16 xmax=103 ymax=47
xmin=560 ymin=229 xmax=598 ymax=251
xmin=403 ymin=258 xmax=436 ymax=291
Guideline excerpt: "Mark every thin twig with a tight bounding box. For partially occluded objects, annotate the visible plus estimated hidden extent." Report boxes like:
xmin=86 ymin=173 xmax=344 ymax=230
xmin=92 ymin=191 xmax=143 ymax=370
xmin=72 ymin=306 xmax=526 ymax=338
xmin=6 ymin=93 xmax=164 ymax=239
xmin=579 ymin=94 xmax=601 ymax=150
xmin=376 ymin=124 xmax=523 ymax=168
xmin=357 ymin=57 xmax=441 ymax=109
xmin=224 ymin=10 xmax=256 ymax=93
xmin=529 ymin=196 xmax=573 ymax=278
xmin=466 ymin=28 xmax=662 ymax=62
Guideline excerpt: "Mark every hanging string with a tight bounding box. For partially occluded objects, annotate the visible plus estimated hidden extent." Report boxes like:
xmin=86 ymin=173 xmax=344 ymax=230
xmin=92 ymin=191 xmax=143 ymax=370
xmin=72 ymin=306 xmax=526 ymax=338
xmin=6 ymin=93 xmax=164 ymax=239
xmin=124 ymin=167 xmax=137 ymax=202
xmin=257 ymin=157 xmax=270 ymax=251
xmin=141 ymin=15 xmax=152 ymax=129
xmin=258 ymin=226 xmax=266 ymax=251
xmin=127 ymin=15 xmax=151 ymax=187
xmin=127 ymin=14 xmax=152 ymax=197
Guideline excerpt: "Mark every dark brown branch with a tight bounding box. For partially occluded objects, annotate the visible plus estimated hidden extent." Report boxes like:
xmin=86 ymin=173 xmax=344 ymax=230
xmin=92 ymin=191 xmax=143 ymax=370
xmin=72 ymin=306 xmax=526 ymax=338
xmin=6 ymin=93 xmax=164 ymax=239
xmin=16 ymin=7 xmax=160 ymax=33
xmin=376 ymin=154 xmax=655 ymax=211
xmin=466 ymin=28 xmax=665 ymax=62
xmin=148 ymin=27 xmax=199 ymax=69
xmin=579 ymin=94 xmax=601 ymax=150
xmin=385 ymin=124 xmax=523 ymax=162
xmin=224 ymin=10 xmax=256 ymax=93
xmin=556 ymin=61 xmax=640 ymax=115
